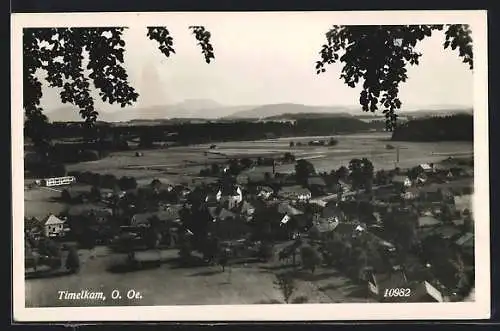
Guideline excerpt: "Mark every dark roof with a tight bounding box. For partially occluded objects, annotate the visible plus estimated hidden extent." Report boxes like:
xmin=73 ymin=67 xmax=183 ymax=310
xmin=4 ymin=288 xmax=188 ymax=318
xmin=277 ymin=202 xmax=304 ymax=216
xmin=392 ymin=175 xmax=410 ymax=183
xmin=219 ymin=185 xmax=241 ymax=196
xmin=131 ymin=208 xmax=181 ymax=225
xmin=418 ymin=216 xmax=441 ymax=227
xmin=247 ymin=173 xmax=268 ymax=183
xmin=369 ymin=269 xmax=408 ymax=294
xmin=209 ymin=207 xmax=236 ymax=221
xmin=238 ymin=201 xmax=256 ymax=215
xmin=63 ymin=184 xmax=93 ymax=195
xmin=210 ymin=218 xmax=250 ymax=240
xmin=418 ymin=163 xmax=434 ymax=171
xmin=333 ymin=222 xmax=365 ymax=236
xmin=259 ymin=186 xmax=274 ymax=193
xmin=321 ymin=206 xmax=342 ymax=220
xmin=363 ymin=231 xmax=395 ymax=250
xmin=236 ymin=174 xmax=249 ymax=184
xmin=67 ymin=204 xmax=112 ymax=217
xmin=410 ymin=281 xmax=444 ymax=302
xmin=312 ymin=219 xmax=338 ymax=233
xmin=278 ymin=186 xmax=311 ymax=196
xmin=307 ymin=176 xmax=327 ymax=187
xmin=455 ymin=232 xmax=474 ymax=248
xmin=420 ymin=185 xmax=452 ymax=194
xmin=405 ymin=187 xmax=420 ymax=195
xmin=432 ymin=225 xmax=462 ymax=240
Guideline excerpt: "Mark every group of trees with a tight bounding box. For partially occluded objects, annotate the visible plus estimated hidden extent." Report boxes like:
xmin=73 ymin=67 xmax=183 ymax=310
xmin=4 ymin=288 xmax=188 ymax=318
xmin=320 ymin=230 xmax=389 ymax=280
xmin=294 ymin=157 xmax=375 ymax=192
xmin=25 ymin=160 xmax=67 ymax=178
xmin=295 ymin=159 xmax=317 ymax=185
xmin=200 ymin=153 xmax=296 ymax=178
xmin=289 ymin=138 xmax=339 ymax=148
xmin=348 ymin=158 xmax=375 ymax=191
xmin=391 ymin=114 xmax=473 ymax=142
xmin=25 ymin=236 xmax=80 ymax=275
xmin=71 ymin=171 xmax=138 ymax=190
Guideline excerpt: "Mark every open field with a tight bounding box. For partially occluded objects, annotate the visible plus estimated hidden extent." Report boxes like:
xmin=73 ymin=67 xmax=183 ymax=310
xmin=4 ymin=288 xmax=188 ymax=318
xmin=63 ymin=132 xmax=473 ymax=186
xmin=25 ymin=246 xmax=373 ymax=307
xmin=24 ymin=182 xmax=67 ymax=219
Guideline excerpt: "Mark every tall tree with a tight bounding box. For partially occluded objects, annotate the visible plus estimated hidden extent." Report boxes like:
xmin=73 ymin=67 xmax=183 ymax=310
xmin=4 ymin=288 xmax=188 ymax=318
xmin=315 ymin=25 xmax=473 ymax=130
xmin=300 ymin=245 xmax=322 ymax=274
xmin=295 ymin=159 xmax=316 ymax=185
xmin=348 ymin=158 xmax=363 ymax=189
xmin=23 ymin=27 xmax=214 ymax=149
xmin=273 ymin=272 xmax=296 ymax=304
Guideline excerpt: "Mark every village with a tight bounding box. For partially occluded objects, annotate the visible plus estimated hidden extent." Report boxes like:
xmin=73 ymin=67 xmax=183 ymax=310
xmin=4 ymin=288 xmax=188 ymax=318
xmin=24 ymin=151 xmax=475 ymax=304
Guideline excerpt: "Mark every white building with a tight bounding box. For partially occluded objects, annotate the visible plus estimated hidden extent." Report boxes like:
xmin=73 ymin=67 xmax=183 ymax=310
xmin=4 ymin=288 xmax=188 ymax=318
xmin=41 ymin=176 xmax=76 ymax=187
xmin=44 ymin=214 xmax=66 ymax=238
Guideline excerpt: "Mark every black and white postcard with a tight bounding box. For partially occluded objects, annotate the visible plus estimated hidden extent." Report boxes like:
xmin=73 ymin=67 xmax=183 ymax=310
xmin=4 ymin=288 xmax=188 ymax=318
xmin=11 ymin=10 xmax=490 ymax=321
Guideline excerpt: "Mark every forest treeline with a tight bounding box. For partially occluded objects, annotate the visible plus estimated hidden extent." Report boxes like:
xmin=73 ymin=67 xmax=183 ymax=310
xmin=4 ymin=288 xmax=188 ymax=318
xmin=391 ymin=114 xmax=473 ymax=142
xmin=36 ymin=117 xmax=385 ymax=144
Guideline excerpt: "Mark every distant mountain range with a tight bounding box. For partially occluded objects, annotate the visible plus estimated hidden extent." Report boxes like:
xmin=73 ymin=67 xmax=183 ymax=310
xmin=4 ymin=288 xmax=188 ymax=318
xmin=44 ymin=99 xmax=473 ymax=123
xmin=222 ymin=103 xmax=361 ymax=119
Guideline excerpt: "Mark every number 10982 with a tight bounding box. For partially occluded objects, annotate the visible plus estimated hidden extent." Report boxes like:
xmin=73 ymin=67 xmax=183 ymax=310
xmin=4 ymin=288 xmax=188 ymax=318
xmin=384 ymin=288 xmax=411 ymax=297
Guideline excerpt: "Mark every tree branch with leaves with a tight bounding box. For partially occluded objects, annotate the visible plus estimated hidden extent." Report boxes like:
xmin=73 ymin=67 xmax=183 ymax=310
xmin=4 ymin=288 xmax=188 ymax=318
xmin=23 ymin=26 xmax=215 ymax=149
xmin=315 ymin=24 xmax=473 ymax=130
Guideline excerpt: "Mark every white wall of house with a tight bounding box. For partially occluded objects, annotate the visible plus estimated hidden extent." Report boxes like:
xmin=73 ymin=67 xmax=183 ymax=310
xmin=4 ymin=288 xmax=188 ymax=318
xmin=44 ymin=223 xmax=64 ymax=237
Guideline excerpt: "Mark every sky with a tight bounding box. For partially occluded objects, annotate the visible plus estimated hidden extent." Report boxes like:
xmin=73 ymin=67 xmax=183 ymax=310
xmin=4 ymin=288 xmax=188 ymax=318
xmin=38 ymin=13 xmax=474 ymax=113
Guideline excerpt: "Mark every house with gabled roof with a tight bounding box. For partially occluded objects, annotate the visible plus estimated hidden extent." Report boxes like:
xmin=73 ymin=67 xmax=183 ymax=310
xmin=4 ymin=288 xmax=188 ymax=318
xmin=131 ymin=207 xmax=181 ymax=226
xmin=257 ymin=186 xmax=274 ymax=200
xmin=216 ymin=185 xmax=243 ymax=209
xmin=276 ymin=202 xmax=310 ymax=237
xmin=235 ymin=201 xmax=256 ymax=221
xmin=417 ymin=163 xmax=435 ymax=173
xmin=208 ymin=207 xmax=237 ymax=223
xmin=402 ymin=187 xmax=420 ymax=200
xmin=365 ymin=266 xmax=409 ymax=301
xmin=392 ymin=175 xmax=412 ymax=188
xmin=67 ymin=204 xmax=112 ymax=223
xmin=455 ymin=232 xmax=474 ymax=259
xmin=418 ymin=215 xmax=441 ymax=228
xmin=43 ymin=214 xmax=67 ymax=238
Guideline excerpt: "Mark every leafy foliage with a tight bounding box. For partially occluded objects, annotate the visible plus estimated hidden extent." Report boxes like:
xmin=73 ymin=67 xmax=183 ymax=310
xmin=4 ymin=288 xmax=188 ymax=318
xmin=300 ymin=245 xmax=322 ymax=273
xmin=189 ymin=26 xmax=216 ymax=64
xmin=295 ymin=159 xmax=316 ymax=185
xmin=315 ymin=25 xmax=473 ymax=130
xmin=65 ymin=246 xmax=80 ymax=273
xmin=273 ymin=272 xmax=296 ymax=303
xmin=391 ymin=114 xmax=473 ymax=141
xmin=23 ymin=26 xmax=215 ymax=147
xmin=348 ymin=158 xmax=374 ymax=190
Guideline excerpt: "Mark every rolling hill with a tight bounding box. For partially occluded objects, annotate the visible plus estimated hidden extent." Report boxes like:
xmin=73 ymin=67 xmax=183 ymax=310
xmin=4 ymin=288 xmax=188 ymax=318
xmin=43 ymin=99 xmax=473 ymax=123
xmin=223 ymin=103 xmax=360 ymax=119
xmin=45 ymin=100 xmax=257 ymax=122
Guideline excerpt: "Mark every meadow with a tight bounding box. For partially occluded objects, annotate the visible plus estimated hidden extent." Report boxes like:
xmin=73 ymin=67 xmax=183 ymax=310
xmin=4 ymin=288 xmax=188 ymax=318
xmin=25 ymin=246 xmax=374 ymax=307
xmin=64 ymin=132 xmax=473 ymax=185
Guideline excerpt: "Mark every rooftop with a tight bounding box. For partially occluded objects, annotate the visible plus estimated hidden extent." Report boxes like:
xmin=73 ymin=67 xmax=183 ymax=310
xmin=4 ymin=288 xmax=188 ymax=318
xmin=278 ymin=185 xmax=311 ymax=195
xmin=44 ymin=214 xmax=65 ymax=225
